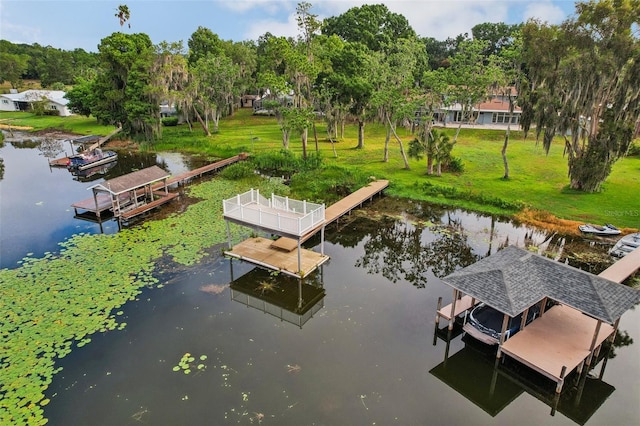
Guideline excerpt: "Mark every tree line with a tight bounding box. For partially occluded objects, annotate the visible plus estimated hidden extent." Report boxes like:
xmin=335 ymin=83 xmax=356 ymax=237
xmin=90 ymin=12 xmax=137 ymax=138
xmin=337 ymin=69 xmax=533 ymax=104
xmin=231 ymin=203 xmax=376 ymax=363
xmin=0 ymin=0 xmax=638 ymax=193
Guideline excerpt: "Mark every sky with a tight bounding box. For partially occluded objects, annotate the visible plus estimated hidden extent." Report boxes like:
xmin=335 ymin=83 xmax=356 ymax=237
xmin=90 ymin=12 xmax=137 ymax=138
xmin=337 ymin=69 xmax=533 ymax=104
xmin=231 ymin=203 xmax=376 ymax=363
xmin=0 ymin=0 xmax=578 ymax=52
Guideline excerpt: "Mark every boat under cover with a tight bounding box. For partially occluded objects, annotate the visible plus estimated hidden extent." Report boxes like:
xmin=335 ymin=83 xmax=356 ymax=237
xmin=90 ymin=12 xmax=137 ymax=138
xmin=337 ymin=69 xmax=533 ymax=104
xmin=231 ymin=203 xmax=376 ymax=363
xmin=463 ymin=303 xmax=540 ymax=345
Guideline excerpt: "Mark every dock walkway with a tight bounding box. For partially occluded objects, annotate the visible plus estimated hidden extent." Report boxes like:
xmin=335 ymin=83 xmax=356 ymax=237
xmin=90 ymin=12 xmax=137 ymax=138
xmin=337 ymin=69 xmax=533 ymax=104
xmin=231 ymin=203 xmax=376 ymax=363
xmin=270 ymin=179 xmax=389 ymax=251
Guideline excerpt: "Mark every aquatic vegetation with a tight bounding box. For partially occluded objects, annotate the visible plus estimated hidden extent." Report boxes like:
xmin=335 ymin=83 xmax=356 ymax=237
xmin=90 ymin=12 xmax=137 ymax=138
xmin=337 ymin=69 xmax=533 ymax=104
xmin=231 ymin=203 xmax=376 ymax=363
xmin=172 ymin=353 xmax=208 ymax=375
xmin=255 ymin=280 xmax=279 ymax=295
xmin=0 ymin=177 xmax=290 ymax=425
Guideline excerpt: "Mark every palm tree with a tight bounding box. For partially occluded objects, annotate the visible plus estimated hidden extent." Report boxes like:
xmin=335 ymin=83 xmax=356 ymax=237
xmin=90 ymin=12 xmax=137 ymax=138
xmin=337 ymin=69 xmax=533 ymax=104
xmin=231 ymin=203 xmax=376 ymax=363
xmin=115 ymin=4 xmax=131 ymax=28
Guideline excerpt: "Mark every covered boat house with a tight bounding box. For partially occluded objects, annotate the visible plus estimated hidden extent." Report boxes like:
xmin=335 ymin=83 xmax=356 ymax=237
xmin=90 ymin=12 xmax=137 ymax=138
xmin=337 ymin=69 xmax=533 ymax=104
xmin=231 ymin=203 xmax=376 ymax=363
xmin=437 ymin=245 xmax=640 ymax=393
xmin=73 ymin=165 xmax=177 ymax=223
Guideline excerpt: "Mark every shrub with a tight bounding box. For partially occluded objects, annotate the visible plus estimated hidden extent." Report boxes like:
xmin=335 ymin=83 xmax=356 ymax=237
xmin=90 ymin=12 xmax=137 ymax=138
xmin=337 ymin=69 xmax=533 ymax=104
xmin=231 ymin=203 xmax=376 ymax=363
xmin=251 ymin=150 xmax=323 ymax=179
xmin=628 ymin=140 xmax=640 ymax=156
xmin=444 ymin=156 xmax=465 ymax=173
xmin=220 ymin=161 xmax=255 ymax=180
xmin=162 ymin=117 xmax=179 ymax=126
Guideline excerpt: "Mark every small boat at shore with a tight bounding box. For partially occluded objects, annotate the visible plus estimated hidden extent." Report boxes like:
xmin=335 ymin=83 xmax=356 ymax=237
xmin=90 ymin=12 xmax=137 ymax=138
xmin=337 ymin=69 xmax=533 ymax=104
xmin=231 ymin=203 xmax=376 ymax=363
xmin=67 ymin=148 xmax=117 ymax=171
xmin=609 ymin=233 xmax=640 ymax=257
xmin=579 ymin=223 xmax=621 ymax=236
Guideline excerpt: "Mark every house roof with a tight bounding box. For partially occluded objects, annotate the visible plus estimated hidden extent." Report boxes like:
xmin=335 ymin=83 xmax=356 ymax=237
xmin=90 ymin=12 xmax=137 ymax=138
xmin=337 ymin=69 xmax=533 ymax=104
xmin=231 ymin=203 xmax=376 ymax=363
xmin=88 ymin=165 xmax=170 ymax=195
xmin=0 ymin=89 xmax=68 ymax=106
xmin=442 ymin=245 xmax=640 ymax=324
xmin=476 ymin=99 xmax=522 ymax=113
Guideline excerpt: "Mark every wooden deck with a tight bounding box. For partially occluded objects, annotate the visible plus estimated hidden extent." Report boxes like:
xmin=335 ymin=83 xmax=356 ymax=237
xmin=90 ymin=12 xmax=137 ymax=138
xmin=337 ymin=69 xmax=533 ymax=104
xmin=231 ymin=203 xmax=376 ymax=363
xmin=437 ymin=295 xmax=477 ymax=322
xmin=500 ymin=304 xmax=614 ymax=389
xmin=71 ymin=193 xmax=113 ymax=217
xmin=270 ymin=179 xmax=389 ymax=251
xmin=226 ymin=180 xmax=389 ymax=276
xmin=225 ymin=237 xmax=330 ymax=278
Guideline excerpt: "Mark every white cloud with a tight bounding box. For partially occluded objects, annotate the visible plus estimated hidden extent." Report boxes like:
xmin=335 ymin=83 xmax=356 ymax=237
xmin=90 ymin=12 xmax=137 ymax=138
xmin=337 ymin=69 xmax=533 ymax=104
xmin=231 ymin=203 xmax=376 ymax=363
xmin=239 ymin=1 xmax=516 ymax=41
xmin=522 ymin=1 xmax=567 ymax=25
xmin=219 ymin=0 xmax=295 ymax=15
xmin=243 ymin=11 xmax=299 ymax=41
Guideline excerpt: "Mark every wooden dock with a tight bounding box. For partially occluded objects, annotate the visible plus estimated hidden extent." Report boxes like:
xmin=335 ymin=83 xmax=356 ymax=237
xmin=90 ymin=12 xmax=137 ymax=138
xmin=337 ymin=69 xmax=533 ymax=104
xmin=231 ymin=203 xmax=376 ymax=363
xmin=498 ymin=249 xmax=640 ymax=392
xmin=270 ymin=179 xmax=389 ymax=251
xmin=500 ymin=304 xmax=614 ymax=392
xmin=153 ymin=153 xmax=247 ymax=189
xmin=225 ymin=237 xmax=329 ymax=278
xmin=120 ymin=192 xmax=180 ymax=220
xmin=72 ymin=154 xmax=246 ymax=222
xmin=226 ymin=179 xmax=389 ymax=277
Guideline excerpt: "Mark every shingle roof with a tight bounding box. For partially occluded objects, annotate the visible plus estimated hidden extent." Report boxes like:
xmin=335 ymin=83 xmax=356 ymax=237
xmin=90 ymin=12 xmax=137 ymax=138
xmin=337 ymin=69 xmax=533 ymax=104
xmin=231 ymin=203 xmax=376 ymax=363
xmin=443 ymin=245 xmax=640 ymax=323
xmin=89 ymin=165 xmax=169 ymax=195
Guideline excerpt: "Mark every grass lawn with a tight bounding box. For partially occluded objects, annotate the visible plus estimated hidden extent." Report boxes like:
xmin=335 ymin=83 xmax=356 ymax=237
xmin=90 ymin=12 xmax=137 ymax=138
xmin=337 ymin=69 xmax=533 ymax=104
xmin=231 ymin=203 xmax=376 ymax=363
xmin=3 ymin=108 xmax=638 ymax=230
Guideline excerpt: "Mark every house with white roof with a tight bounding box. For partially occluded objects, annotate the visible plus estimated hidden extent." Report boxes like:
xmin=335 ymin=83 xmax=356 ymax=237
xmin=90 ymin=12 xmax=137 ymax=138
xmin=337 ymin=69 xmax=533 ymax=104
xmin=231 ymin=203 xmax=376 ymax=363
xmin=0 ymin=89 xmax=72 ymax=116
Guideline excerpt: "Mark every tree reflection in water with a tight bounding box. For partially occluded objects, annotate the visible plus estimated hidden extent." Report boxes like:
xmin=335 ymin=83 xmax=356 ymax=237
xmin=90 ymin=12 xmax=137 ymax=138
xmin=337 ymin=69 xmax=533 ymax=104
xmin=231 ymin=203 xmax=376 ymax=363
xmin=350 ymin=214 xmax=479 ymax=288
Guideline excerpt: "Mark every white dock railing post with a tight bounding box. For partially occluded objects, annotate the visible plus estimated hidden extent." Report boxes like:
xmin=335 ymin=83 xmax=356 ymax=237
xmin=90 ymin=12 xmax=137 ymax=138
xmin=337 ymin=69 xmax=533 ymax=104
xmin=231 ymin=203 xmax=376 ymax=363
xmin=303 ymin=200 xmax=307 ymax=214
xmin=277 ymin=213 xmax=281 ymax=230
xmin=286 ymin=196 xmax=289 ymax=211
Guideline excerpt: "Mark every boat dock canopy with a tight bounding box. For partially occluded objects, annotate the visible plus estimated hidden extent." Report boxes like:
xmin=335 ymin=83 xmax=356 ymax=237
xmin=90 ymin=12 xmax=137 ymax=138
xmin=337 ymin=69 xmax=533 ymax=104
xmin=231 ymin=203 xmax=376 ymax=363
xmin=88 ymin=165 xmax=170 ymax=196
xmin=443 ymin=246 xmax=640 ymax=324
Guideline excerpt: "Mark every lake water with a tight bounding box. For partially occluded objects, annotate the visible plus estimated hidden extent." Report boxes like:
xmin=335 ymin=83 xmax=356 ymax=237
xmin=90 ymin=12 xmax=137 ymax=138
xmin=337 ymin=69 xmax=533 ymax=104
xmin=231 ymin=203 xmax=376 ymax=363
xmin=1 ymin=135 xmax=638 ymax=425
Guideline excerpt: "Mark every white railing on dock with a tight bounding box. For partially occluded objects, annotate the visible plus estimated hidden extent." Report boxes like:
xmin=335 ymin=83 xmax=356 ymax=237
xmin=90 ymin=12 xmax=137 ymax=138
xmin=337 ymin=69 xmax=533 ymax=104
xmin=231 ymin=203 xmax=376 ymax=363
xmin=223 ymin=189 xmax=325 ymax=236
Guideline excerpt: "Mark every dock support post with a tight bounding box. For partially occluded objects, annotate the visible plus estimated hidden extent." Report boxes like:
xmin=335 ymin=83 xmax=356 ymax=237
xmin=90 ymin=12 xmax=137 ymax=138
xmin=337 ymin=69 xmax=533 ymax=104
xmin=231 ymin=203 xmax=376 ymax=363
xmin=225 ymin=221 xmax=232 ymax=249
xmin=556 ymin=366 xmax=567 ymax=394
xmin=448 ymin=289 xmax=458 ymax=331
xmin=435 ymin=297 xmax=443 ymax=327
xmin=297 ymin=239 xmax=302 ymax=276
xmin=496 ymin=314 xmax=510 ymax=359
xmin=320 ymin=226 xmax=325 ymax=255
xmin=586 ymin=320 xmax=603 ymax=367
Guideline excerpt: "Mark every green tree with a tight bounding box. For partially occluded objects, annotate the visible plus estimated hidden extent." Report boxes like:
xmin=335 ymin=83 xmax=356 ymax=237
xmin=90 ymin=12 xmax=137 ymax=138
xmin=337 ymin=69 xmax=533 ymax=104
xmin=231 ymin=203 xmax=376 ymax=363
xmin=64 ymin=77 xmax=95 ymax=117
xmin=322 ymin=3 xmax=416 ymax=52
xmin=325 ymin=42 xmax=376 ymax=149
xmin=371 ymin=38 xmax=423 ymax=168
xmin=520 ymin=0 xmax=640 ymax=192
xmin=471 ymin=22 xmax=522 ymax=58
xmin=0 ymin=52 xmax=29 ymax=88
xmin=36 ymin=48 xmax=75 ymax=87
xmin=493 ymin=30 xmax=523 ymax=179
xmin=188 ymin=26 xmax=225 ymax=66
xmin=439 ymin=39 xmax=503 ymax=143
xmin=93 ymin=32 xmax=158 ymax=139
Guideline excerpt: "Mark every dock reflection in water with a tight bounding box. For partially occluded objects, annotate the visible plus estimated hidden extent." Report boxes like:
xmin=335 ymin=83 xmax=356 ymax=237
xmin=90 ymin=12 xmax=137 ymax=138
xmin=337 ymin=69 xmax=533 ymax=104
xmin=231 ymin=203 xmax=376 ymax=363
xmin=229 ymin=266 xmax=325 ymax=328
